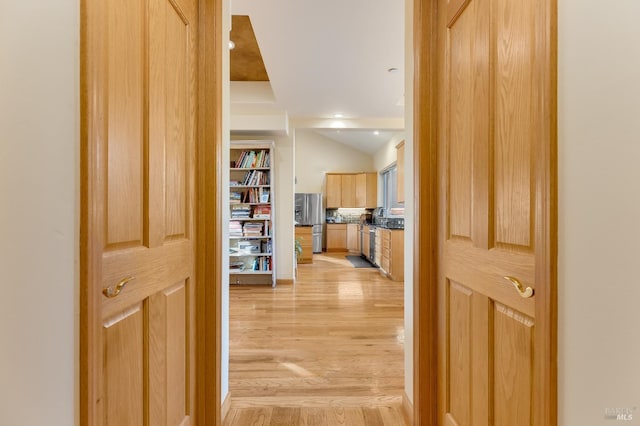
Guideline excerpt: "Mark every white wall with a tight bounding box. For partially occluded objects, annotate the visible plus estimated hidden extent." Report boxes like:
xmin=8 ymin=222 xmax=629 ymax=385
xmin=0 ymin=1 xmax=78 ymax=425
xmin=373 ymin=132 xmax=406 ymax=204
xmin=373 ymin=133 xmax=405 ymax=172
xmin=558 ymin=1 xmax=640 ymax=424
xmin=294 ymin=129 xmax=375 ymax=193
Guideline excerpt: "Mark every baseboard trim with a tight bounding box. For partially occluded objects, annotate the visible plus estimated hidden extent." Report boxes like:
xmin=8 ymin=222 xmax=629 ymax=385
xmin=402 ymin=390 xmax=414 ymax=425
xmin=221 ymin=391 xmax=232 ymax=423
xmin=276 ymin=279 xmax=294 ymax=285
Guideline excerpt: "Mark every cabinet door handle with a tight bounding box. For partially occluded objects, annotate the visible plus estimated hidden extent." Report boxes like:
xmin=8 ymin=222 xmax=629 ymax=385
xmin=503 ymin=276 xmax=534 ymax=298
xmin=103 ymin=276 xmax=135 ymax=298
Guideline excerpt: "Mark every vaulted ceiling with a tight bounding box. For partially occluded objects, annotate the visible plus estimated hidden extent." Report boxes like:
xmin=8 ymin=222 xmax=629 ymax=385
xmin=229 ymin=1 xmax=405 ymax=153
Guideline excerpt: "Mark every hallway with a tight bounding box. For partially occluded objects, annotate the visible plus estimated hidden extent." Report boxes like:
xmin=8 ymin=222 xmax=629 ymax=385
xmin=225 ymin=253 xmax=407 ymax=425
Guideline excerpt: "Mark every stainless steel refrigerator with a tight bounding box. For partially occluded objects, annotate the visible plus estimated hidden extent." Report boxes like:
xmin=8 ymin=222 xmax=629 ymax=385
xmin=294 ymin=193 xmax=323 ymax=253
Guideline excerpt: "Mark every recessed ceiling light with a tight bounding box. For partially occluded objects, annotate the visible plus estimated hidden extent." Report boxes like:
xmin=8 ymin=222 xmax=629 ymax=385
xmin=373 ymin=130 xmax=380 ymax=136
xmin=228 ymin=40 xmax=236 ymax=50
xmin=387 ymin=67 xmax=399 ymax=73
xmin=333 ymin=113 xmax=344 ymax=118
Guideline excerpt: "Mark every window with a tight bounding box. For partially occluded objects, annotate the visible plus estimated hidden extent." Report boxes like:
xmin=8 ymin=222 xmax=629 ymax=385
xmin=381 ymin=164 xmax=403 ymax=215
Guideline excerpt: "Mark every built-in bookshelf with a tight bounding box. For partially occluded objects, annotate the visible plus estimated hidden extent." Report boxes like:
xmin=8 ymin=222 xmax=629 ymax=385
xmin=229 ymin=141 xmax=275 ymax=286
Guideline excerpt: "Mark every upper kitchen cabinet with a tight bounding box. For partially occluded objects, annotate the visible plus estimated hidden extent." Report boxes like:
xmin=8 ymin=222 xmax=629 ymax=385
xmin=396 ymin=141 xmax=405 ymax=204
xmin=355 ymin=172 xmax=377 ymax=208
xmin=326 ymin=172 xmax=377 ymax=208
xmin=341 ymin=174 xmax=356 ymax=207
xmin=326 ymin=174 xmax=342 ymax=208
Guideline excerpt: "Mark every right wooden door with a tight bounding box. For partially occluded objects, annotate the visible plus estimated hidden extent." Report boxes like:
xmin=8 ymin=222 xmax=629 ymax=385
xmin=436 ymin=0 xmax=554 ymax=424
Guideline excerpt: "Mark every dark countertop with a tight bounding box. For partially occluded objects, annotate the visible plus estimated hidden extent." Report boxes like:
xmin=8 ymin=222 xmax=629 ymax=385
xmin=361 ymin=223 xmax=405 ymax=231
xmin=294 ymin=224 xmax=313 ymax=227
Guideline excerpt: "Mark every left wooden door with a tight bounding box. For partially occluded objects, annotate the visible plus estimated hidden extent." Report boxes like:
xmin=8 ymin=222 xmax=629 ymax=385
xmin=83 ymin=0 xmax=198 ymax=424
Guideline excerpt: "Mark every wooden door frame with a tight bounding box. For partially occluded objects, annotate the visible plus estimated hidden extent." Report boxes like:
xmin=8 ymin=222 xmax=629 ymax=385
xmin=411 ymin=0 xmax=557 ymax=425
xmin=79 ymin=0 xmax=223 ymax=424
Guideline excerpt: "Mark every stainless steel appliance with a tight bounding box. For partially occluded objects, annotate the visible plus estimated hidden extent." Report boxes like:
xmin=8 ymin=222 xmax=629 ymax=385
xmin=295 ymin=193 xmax=324 ymax=253
xmin=369 ymin=226 xmax=376 ymax=262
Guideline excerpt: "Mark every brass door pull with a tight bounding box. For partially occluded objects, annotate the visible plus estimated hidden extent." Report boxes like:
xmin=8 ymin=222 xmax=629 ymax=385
xmin=103 ymin=276 xmax=135 ymax=298
xmin=503 ymin=276 xmax=534 ymax=298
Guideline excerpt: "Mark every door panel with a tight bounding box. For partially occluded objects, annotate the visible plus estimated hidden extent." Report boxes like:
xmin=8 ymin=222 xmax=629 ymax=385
xmin=493 ymin=304 xmax=533 ymax=426
xmin=106 ymin=0 xmax=145 ymax=249
xmin=165 ymin=1 xmax=189 ymax=241
xmin=447 ymin=281 xmax=472 ymax=426
xmin=447 ymin=2 xmax=474 ymax=242
xmin=103 ymin=305 xmax=144 ymax=426
xmin=89 ymin=0 xmax=198 ymax=424
xmin=437 ymin=0 xmax=549 ymax=423
xmin=149 ymin=281 xmax=190 ymax=425
xmin=494 ymin=0 xmax=535 ymax=250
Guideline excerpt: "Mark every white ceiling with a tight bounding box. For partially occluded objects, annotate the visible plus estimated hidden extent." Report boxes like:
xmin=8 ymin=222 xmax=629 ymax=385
xmin=312 ymin=129 xmax=399 ymax=155
xmin=231 ymin=0 xmax=405 ymax=152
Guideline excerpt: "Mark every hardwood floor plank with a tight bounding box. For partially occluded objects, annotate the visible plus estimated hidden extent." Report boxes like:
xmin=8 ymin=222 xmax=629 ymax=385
xmin=362 ymin=407 xmax=386 ymax=426
xmin=232 ymin=407 xmax=272 ymax=426
xmin=228 ymin=253 xmax=406 ymax=425
xmin=269 ymin=407 xmax=301 ymax=425
xmin=302 ymin=407 xmax=329 ymax=426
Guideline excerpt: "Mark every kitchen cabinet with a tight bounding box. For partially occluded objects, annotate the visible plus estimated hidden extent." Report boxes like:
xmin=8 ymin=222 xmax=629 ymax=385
xmin=346 ymin=224 xmax=360 ymax=253
xmin=355 ymin=172 xmax=377 ymax=208
xmin=396 ymin=141 xmax=405 ymax=204
xmin=341 ymin=174 xmax=356 ymax=207
xmin=295 ymin=226 xmax=313 ymax=264
xmin=326 ymin=174 xmax=342 ymax=208
xmin=326 ymin=172 xmax=377 ymax=208
xmin=326 ymin=224 xmax=347 ymax=251
xmin=377 ymin=228 xmax=404 ymax=281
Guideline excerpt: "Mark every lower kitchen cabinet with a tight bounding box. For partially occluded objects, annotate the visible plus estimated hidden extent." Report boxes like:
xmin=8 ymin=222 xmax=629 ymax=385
xmin=378 ymin=228 xmax=404 ymax=282
xmin=346 ymin=224 xmax=360 ymax=253
xmin=326 ymin=224 xmax=347 ymax=251
xmin=295 ymin=226 xmax=313 ymax=264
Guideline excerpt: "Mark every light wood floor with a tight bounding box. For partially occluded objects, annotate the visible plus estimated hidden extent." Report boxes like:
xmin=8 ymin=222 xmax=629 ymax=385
xmin=226 ymin=253 xmax=407 ymax=425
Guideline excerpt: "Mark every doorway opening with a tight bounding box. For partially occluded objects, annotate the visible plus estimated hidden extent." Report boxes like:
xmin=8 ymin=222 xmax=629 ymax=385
xmin=222 ymin=1 xmax=412 ymax=418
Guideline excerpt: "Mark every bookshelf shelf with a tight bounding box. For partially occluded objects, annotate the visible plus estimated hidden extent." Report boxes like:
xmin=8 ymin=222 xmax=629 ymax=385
xmin=229 ymin=141 xmax=276 ymax=286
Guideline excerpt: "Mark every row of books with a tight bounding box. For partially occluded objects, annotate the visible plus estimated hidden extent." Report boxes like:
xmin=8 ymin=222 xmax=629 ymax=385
xmin=243 ymin=222 xmax=264 ymax=236
xmin=230 ymin=205 xmax=251 ymax=218
xmin=229 ymin=220 xmax=243 ymax=237
xmin=234 ymin=150 xmax=270 ymax=169
xmin=229 ymin=256 xmax=272 ymax=272
xmin=229 ymin=220 xmax=272 ymax=237
xmin=230 ymin=205 xmax=271 ymax=219
xmin=229 ymin=188 xmax=270 ymax=204
xmin=230 ymin=170 xmax=269 ymax=186
xmin=251 ymin=256 xmax=272 ymax=271
xmin=252 ymin=205 xmax=271 ymax=219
